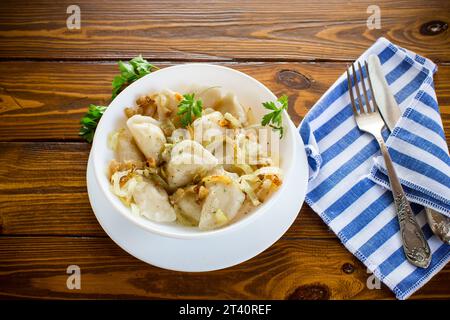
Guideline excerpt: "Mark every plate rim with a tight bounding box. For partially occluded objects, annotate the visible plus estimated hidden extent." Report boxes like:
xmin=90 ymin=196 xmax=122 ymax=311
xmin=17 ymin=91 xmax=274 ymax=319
xmin=86 ymin=137 xmax=308 ymax=272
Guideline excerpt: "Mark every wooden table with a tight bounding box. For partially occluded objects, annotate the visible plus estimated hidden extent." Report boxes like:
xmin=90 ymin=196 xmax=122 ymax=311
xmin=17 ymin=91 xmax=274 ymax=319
xmin=0 ymin=0 xmax=449 ymax=300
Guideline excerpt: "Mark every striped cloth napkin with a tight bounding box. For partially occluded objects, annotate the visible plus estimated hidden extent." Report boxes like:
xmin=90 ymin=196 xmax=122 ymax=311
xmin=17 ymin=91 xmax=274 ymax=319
xmin=299 ymin=37 xmax=450 ymax=299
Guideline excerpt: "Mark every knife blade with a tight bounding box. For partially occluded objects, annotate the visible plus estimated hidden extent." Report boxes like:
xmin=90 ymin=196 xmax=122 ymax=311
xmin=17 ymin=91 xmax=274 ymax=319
xmin=368 ymin=54 xmax=450 ymax=244
xmin=367 ymin=55 xmax=401 ymax=131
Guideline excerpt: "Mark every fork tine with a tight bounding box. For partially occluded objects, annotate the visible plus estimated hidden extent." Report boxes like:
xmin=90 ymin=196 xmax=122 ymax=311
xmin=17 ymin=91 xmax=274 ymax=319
xmin=351 ymin=63 xmax=365 ymax=114
xmin=346 ymin=67 xmax=359 ymax=115
xmin=358 ymin=61 xmax=371 ymax=113
xmin=365 ymin=61 xmax=380 ymax=113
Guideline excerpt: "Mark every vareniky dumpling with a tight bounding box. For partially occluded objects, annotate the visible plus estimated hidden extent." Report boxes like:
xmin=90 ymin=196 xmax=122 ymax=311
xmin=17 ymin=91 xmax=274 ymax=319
xmin=165 ymin=140 xmax=218 ymax=189
xmin=192 ymin=111 xmax=225 ymax=144
xmin=152 ymin=89 xmax=182 ymax=120
xmin=126 ymin=115 xmax=166 ymax=162
xmin=175 ymin=192 xmax=202 ymax=223
xmin=114 ymin=128 xmax=145 ymax=162
xmin=170 ymin=127 xmax=191 ymax=144
xmin=132 ymin=179 xmax=176 ymax=222
xmin=214 ymin=92 xmax=247 ymax=124
xmin=170 ymin=186 xmax=205 ymax=224
xmin=193 ymin=86 xmax=223 ymax=108
xmin=235 ymin=132 xmax=273 ymax=166
xmin=189 ymin=86 xmax=247 ymax=124
xmin=198 ymin=170 xmax=245 ymax=230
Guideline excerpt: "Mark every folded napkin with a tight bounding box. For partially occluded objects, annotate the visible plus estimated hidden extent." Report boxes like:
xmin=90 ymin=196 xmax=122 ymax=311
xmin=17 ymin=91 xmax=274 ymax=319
xmin=368 ymin=43 xmax=450 ymax=216
xmin=299 ymin=37 xmax=450 ymax=299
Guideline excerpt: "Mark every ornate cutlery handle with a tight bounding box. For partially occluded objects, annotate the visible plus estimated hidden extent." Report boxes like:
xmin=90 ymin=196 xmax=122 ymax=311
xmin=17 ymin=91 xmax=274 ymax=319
xmin=376 ymin=136 xmax=431 ymax=268
xmin=425 ymin=207 xmax=450 ymax=244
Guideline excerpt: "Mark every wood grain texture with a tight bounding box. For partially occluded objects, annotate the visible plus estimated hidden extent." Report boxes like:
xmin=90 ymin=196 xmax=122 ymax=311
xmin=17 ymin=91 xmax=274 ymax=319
xmin=0 ymin=236 xmax=448 ymax=299
xmin=0 ymin=61 xmax=449 ymax=142
xmin=0 ymin=0 xmax=448 ymax=61
xmin=0 ymin=0 xmax=449 ymax=301
xmin=0 ymin=141 xmax=332 ymax=238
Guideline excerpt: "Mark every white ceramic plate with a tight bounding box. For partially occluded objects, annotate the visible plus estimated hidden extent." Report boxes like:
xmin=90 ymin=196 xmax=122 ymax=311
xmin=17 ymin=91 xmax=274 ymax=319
xmin=87 ymin=63 xmax=309 ymax=271
xmin=91 ymin=64 xmax=305 ymax=240
xmin=87 ymin=132 xmax=307 ymax=271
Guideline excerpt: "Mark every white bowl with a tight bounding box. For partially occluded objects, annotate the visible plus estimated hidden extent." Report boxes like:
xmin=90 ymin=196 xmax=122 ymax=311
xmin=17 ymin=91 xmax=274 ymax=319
xmin=91 ymin=63 xmax=302 ymax=240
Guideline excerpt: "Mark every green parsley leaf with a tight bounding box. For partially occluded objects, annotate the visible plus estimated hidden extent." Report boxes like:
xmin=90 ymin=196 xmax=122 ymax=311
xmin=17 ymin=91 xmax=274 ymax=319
xmin=261 ymin=113 xmax=274 ymax=126
xmin=112 ymin=55 xmax=157 ymax=99
xmin=177 ymin=93 xmax=203 ymax=127
xmin=118 ymin=61 xmax=136 ymax=79
xmin=79 ymin=104 xmax=107 ymax=143
xmin=112 ymin=75 xmax=127 ymax=99
xmin=79 ymin=55 xmax=159 ymax=144
xmin=130 ymin=55 xmax=156 ymax=77
xmin=262 ymin=101 xmax=278 ymax=111
xmin=260 ymin=94 xmax=288 ymax=138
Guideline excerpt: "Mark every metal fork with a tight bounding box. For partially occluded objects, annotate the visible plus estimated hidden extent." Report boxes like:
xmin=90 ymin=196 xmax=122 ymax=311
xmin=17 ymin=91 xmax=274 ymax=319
xmin=347 ymin=62 xmax=431 ymax=268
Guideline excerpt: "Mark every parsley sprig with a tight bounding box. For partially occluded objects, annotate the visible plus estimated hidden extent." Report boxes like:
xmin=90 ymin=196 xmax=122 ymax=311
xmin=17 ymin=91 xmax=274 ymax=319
xmin=261 ymin=94 xmax=288 ymax=138
xmin=79 ymin=104 xmax=107 ymax=143
xmin=78 ymin=55 xmax=157 ymax=143
xmin=112 ymin=55 xmax=157 ymax=99
xmin=177 ymin=93 xmax=203 ymax=127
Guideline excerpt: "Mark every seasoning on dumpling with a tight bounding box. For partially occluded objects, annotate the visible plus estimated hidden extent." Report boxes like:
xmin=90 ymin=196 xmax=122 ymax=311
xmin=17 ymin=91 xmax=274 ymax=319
xmin=126 ymin=114 xmax=166 ymax=164
xmin=165 ymin=140 xmax=218 ymax=189
xmin=198 ymin=171 xmax=245 ymax=230
xmin=124 ymin=95 xmax=157 ymax=118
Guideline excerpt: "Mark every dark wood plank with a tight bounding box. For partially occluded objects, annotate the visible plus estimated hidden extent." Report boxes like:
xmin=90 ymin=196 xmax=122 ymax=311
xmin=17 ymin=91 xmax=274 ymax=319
xmin=0 ymin=142 xmax=333 ymax=238
xmin=1 ymin=236 xmax=448 ymax=299
xmin=0 ymin=142 xmax=100 ymax=236
xmin=0 ymin=1 xmax=448 ymax=61
xmin=0 ymin=61 xmax=449 ymax=142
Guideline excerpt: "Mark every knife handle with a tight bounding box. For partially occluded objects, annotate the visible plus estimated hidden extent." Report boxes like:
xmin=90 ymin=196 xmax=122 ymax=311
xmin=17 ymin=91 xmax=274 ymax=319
xmin=425 ymin=207 xmax=450 ymax=244
xmin=376 ymin=136 xmax=431 ymax=268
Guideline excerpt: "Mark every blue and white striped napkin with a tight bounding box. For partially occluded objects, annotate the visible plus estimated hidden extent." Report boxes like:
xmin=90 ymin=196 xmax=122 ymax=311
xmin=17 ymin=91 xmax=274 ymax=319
xmin=299 ymin=37 xmax=450 ymax=299
xmin=368 ymin=44 xmax=450 ymax=216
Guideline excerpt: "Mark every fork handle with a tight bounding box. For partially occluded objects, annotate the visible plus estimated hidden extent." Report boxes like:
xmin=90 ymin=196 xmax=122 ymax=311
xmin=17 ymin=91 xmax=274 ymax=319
xmin=376 ymin=136 xmax=431 ymax=268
